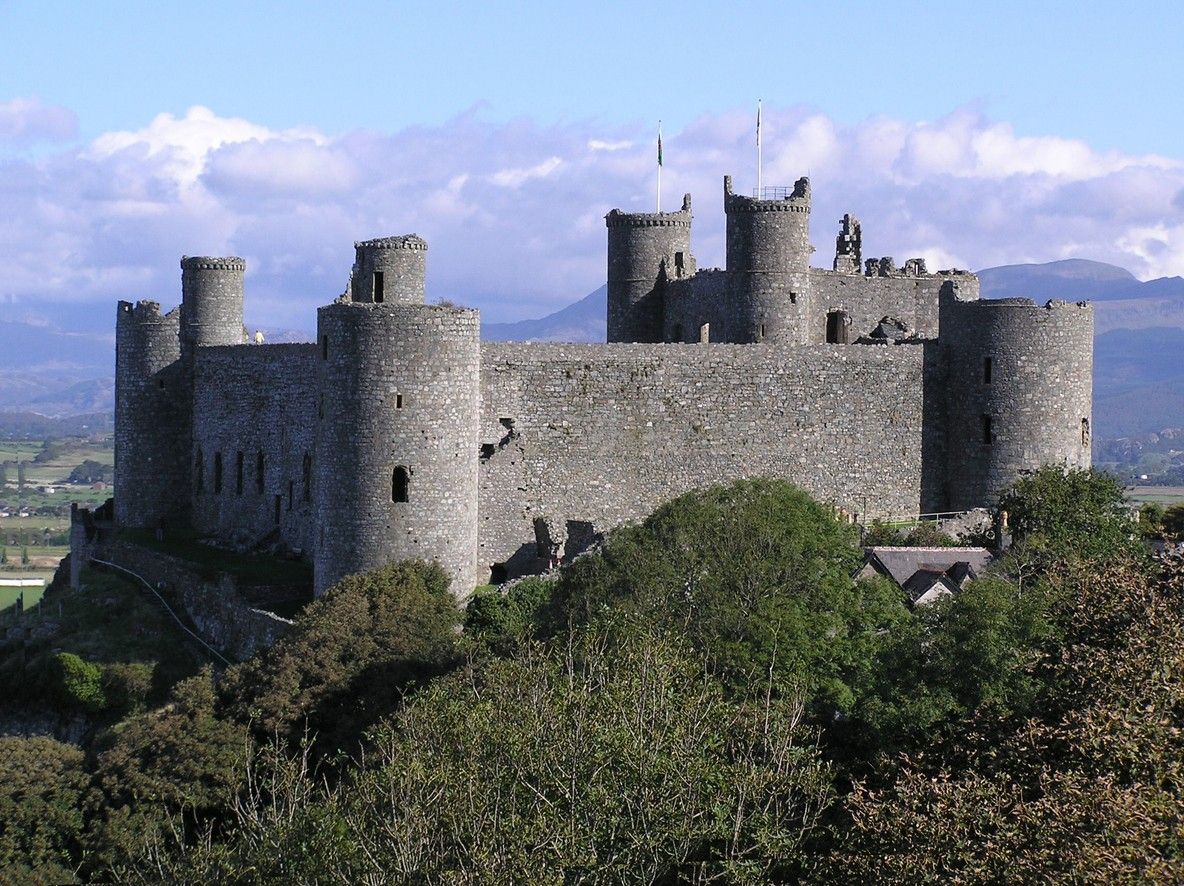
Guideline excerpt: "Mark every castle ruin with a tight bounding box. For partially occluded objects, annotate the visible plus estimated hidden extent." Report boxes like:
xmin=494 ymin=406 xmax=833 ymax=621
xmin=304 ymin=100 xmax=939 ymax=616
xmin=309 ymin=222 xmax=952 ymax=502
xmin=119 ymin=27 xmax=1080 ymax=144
xmin=114 ymin=175 xmax=1094 ymax=596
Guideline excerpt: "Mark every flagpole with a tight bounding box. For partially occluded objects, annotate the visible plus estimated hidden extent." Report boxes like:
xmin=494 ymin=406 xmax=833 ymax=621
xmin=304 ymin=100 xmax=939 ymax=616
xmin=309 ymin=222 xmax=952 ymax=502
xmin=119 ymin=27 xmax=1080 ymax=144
xmin=657 ymin=120 xmax=662 ymax=212
xmin=756 ymin=99 xmax=762 ymax=197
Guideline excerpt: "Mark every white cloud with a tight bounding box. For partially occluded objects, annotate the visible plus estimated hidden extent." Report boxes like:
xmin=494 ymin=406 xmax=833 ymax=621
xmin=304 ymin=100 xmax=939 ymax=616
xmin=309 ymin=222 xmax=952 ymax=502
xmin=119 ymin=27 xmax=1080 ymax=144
xmin=0 ymin=97 xmax=77 ymax=143
xmin=489 ymin=156 xmax=562 ymax=188
xmin=2 ymin=102 xmax=1184 ymax=332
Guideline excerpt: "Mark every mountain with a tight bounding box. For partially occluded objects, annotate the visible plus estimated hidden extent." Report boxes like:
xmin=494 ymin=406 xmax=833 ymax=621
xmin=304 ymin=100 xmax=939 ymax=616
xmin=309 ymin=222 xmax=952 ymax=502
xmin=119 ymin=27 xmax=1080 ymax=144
xmin=1093 ymin=327 xmax=1184 ymax=438
xmin=978 ymin=259 xmax=1139 ymax=301
xmin=482 ymin=285 xmax=607 ymax=343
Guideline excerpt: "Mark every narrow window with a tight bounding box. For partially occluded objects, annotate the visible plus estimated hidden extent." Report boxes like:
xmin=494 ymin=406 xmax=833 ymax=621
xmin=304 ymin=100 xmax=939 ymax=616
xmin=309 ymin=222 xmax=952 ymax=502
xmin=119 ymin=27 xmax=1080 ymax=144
xmin=480 ymin=443 xmax=496 ymax=460
xmin=789 ymin=292 xmax=798 ymax=304
xmin=699 ymin=322 xmax=710 ymax=343
xmin=674 ymin=251 xmax=684 ymax=278
xmin=256 ymin=450 xmax=265 ymax=494
xmin=157 ymin=378 xmax=165 ymax=389
xmin=983 ymin=356 xmax=993 ymax=384
xmin=321 ymin=335 xmax=328 ymax=360
xmin=213 ymin=452 xmax=223 ymax=494
xmin=195 ymin=449 xmax=204 ymax=494
xmin=235 ymin=452 xmax=244 ymax=495
xmin=302 ymin=453 xmax=312 ymax=501
xmin=826 ymin=311 xmax=849 ymax=344
xmin=373 ymin=271 xmax=385 ymax=303
xmin=395 ymin=393 xmax=404 ymax=409
xmin=392 ymin=466 xmax=409 ymax=503
xmin=274 ymin=494 xmax=282 ymax=525
xmin=982 ymin=414 xmax=994 ymax=445
xmin=288 ymin=480 xmax=294 ymax=512
xmin=759 ymin=323 xmax=766 ymax=341
xmin=1081 ymin=417 xmax=1090 ymax=446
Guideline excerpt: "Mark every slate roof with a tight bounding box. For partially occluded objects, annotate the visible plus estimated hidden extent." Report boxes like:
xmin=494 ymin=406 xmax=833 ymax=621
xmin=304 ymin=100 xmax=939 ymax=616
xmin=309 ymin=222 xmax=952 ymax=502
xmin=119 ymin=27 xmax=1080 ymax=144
xmin=863 ymin=546 xmax=994 ymax=589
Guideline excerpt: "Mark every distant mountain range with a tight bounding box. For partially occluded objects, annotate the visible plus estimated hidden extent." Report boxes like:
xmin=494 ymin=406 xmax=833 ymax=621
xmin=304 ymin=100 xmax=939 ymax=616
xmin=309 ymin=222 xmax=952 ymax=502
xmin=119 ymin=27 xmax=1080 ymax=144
xmin=3 ymin=260 xmax=1183 ymax=443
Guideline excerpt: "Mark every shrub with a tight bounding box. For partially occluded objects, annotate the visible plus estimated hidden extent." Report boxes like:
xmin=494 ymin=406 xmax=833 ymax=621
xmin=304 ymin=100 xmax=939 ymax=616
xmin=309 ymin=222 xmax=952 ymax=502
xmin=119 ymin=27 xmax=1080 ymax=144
xmin=0 ymin=736 xmax=89 ymax=876
xmin=52 ymin=652 xmax=106 ymax=713
xmin=219 ymin=559 xmax=462 ymax=750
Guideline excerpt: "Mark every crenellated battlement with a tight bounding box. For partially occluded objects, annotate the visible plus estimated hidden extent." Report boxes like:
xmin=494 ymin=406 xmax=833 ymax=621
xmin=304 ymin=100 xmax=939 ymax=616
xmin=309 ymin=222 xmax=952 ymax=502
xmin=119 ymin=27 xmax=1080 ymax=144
xmin=355 ymin=234 xmax=428 ymax=251
xmin=724 ymin=175 xmax=810 ymax=213
xmin=180 ymin=256 xmax=246 ymax=271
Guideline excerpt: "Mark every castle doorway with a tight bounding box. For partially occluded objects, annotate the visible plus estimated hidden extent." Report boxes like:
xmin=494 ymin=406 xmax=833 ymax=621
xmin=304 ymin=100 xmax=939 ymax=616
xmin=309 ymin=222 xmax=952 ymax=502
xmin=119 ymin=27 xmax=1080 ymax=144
xmin=826 ymin=311 xmax=849 ymax=344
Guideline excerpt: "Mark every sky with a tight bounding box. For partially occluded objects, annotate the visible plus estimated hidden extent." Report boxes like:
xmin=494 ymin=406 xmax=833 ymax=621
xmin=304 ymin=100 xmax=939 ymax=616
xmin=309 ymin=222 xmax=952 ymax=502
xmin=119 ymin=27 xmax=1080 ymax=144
xmin=1 ymin=0 xmax=1183 ymax=333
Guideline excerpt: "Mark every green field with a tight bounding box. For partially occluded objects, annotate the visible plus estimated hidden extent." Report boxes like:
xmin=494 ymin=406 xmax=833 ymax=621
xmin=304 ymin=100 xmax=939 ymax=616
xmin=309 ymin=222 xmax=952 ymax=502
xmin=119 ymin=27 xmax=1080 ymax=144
xmin=1127 ymin=486 xmax=1184 ymax=507
xmin=0 ymin=572 xmax=51 ymax=612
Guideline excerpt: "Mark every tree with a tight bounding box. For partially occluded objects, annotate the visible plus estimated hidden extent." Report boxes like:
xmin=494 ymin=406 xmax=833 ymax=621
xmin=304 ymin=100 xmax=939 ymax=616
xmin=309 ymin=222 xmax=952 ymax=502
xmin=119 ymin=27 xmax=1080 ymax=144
xmin=1162 ymin=503 xmax=1184 ymax=540
xmin=0 ymin=736 xmax=89 ymax=879
xmin=219 ymin=559 xmax=462 ymax=750
xmin=134 ymin=631 xmax=835 ymax=884
xmin=52 ymin=651 xmax=106 ymax=712
xmin=998 ymin=465 xmax=1139 ymax=563
xmin=542 ymin=479 xmax=909 ymax=717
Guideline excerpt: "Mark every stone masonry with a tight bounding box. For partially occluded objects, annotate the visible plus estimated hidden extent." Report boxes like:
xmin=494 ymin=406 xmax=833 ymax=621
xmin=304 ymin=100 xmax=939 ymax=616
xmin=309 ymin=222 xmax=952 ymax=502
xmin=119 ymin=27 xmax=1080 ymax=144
xmin=114 ymin=173 xmax=1094 ymax=597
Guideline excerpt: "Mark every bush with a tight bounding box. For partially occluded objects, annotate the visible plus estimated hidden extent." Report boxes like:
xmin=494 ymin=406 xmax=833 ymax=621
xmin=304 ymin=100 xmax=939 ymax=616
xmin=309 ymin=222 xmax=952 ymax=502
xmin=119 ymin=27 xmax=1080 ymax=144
xmin=1162 ymin=503 xmax=1184 ymax=539
xmin=543 ymin=479 xmax=908 ymax=717
xmin=0 ymin=736 xmax=89 ymax=877
xmin=101 ymin=661 xmax=155 ymax=717
xmin=52 ymin=652 xmax=106 ymax=713
xmin=464 ymin=576 xmax=554 ymax=654
xmin=219 ymin=560 xmax=463 ymax=750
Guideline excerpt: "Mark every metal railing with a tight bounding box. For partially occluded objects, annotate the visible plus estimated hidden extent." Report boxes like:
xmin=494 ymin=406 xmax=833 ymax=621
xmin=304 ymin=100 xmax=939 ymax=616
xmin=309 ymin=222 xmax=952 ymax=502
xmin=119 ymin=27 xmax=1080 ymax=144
xmin=752 ymin=185 xmax=797 ymax=199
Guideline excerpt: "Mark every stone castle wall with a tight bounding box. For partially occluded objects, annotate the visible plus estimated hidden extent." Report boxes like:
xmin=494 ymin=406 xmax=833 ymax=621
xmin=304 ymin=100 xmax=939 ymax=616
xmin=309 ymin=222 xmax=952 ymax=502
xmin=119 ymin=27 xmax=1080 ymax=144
xmin=477 ymin=340 xmax=941 ymax=581
xmin=190 ymin=344 xmax=318 ymax=555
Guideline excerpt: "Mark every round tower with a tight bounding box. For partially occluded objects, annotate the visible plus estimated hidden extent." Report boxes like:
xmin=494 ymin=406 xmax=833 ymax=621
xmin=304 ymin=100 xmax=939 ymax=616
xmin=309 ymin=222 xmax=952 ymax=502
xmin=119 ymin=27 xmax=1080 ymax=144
xmin=313 ymin=300 xmax=480 ymax=598
xmin=724 ymin=175 xmax=813 ymax=343
xmin=605 ymin=194 xmax=694 ymax=342
xmin=180 ymin=256 xmax=245 ymax=363
xmin=940 ymin=287 xmax=1094 ymax=511
xmin=114 ymin=300 xmax=187 ymax=528
xmin=350 ymin=235 xmax=427 ymax=304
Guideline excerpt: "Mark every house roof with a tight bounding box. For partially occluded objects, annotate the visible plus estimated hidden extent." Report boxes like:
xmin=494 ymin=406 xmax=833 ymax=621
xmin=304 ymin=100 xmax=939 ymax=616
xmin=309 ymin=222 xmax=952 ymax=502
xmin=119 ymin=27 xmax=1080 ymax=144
xmin=862 ymin=546 xmax=994 ymax=600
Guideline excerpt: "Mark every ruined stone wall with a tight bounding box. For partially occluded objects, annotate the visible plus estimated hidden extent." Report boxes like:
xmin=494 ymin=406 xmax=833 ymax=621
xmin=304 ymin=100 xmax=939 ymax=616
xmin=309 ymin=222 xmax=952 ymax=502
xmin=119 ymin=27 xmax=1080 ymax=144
xmin=478 ymin=341 xmax=941 ymax=580
xmin=940 ymin=292 xmax=1094 ymax=510
xmin=807 ymin=269 xmax=979 ymax=343
xmin=663 ymin=270 xmax=729 ymax=342
xmin=190 ymin=344 xmax=318 ymax=556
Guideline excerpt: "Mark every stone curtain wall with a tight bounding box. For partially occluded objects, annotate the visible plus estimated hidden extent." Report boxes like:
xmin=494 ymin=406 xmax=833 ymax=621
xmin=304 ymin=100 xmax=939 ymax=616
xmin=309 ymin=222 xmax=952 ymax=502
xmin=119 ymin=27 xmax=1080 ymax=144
xmin=478 ymin=341 xmax=935 ymax=580
xmin=191 ymin=344 xmax=318 ymax=556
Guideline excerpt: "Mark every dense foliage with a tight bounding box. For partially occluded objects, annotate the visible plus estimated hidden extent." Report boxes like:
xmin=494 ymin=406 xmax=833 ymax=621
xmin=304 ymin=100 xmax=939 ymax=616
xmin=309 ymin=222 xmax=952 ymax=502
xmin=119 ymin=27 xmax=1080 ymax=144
xmin=2 ymin=470 xmax=1178 ymax=883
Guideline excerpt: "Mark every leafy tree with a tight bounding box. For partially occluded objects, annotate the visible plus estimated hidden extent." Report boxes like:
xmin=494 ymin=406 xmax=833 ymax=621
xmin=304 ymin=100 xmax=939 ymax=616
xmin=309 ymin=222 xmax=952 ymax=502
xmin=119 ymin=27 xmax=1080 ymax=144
xmin=820 ymin=554 xmax=1184 ymax=884
xmin=1162 ymin=503 xmax=1184 ymax=539
xmin=68 ymin=459 xmax=114 ymax=484
xmin=219 ymin=559 xmax=462 ymax=750
xmin=0 ymin=736 xmax=89 ymax=879
xmin=862 ymin=519 xmax=904 ymax=546
xmin=998 ymin=465 xmax=1138 ymax=563
xmin=84 ymin=669 xmax=248 ymax=877
xmin=542 ymin=479 xmax=908 ymax=718
xmin=135 ymin=631 xmax=834 ymax=883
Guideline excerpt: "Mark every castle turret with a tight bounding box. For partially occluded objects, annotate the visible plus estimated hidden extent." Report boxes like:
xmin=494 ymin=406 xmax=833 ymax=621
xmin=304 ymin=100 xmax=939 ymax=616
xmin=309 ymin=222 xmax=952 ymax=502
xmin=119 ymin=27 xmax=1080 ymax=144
xmin=313 ymin=271 xmax=480 ymax=597
xmin=725 ymin=175 xmax=813 ymax=343
xmin=605 ymin=194 xmax=694 ymax=342
xmin=180 ymin=256 xmax=245 ymax=363
xmin=114 ymin=300 xmax=187 ymax=528
xmin=350 ymin=235 xmax=427 ymax=304
xmin=940 ymin=286 xmax=1094 ymax=510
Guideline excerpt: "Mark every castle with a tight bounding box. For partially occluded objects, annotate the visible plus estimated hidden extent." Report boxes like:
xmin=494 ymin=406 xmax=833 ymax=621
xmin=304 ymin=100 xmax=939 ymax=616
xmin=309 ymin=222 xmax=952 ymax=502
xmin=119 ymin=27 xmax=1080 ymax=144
xmin=114 ymin=175 xmax=1093 ymax=596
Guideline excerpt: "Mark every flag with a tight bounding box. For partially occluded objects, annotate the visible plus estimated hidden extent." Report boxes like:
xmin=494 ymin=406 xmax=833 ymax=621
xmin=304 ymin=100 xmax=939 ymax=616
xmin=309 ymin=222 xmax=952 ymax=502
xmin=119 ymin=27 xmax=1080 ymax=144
xmin=657 ymin=129 xmax=663 ymax=167
xmin=756 ymin=100 xmax=761 ymax=145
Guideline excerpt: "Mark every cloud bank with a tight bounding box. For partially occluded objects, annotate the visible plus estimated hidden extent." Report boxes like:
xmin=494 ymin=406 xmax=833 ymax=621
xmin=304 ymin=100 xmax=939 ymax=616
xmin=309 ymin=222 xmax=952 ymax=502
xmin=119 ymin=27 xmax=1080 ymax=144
xmin=1 ymin=101 xmax=1182 ymax=331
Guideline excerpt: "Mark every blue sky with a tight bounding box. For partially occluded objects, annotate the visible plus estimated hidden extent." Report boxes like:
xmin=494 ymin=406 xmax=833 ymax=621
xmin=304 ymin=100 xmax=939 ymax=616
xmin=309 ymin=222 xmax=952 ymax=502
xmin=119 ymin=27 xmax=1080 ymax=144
xmin=1 ymin=0 xmax=1182 ymax=331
